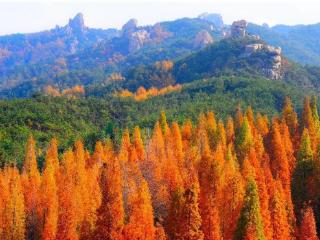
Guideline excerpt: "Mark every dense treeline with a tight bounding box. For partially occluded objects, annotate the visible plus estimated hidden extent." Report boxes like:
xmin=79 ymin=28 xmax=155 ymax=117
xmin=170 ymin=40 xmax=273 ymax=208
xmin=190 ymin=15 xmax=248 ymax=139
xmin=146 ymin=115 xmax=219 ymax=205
xmin=1 ymin=97 xmax=320 ymax=239
xmin=0 ymin=75 xmax=307 ymax=166
xmin=2 ymin=33 xmax=320 ymax=100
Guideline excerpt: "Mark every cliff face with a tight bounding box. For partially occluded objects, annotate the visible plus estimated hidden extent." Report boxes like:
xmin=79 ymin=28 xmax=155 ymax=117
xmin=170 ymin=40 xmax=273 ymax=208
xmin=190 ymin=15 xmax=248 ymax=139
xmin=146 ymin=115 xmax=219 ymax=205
xmin=198 ymin=13 xmax=224 ymax=28
xmin=67 ymin=13 xmax=87 ymax=34
xmin=230 ymin=20 xmax=283 ymax=80
xmin=121 ymin=19 xmax=172 ymax=53
xmin=121 ymin=18 xmax=138 ymax=38
xmin=244 ymin=44 xmax=282 ymax=80
xmin=193 ymin=30 xmax=214 ymax=49
xmin=128 ymin=30 xmax=150 ymax=53
xmin=231 ymin=20 xmax=248 ymax=38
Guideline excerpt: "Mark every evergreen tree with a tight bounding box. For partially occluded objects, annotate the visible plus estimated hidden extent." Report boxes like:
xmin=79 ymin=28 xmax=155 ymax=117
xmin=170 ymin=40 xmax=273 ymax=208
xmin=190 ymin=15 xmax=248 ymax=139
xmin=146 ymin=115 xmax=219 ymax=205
xmin=282 ymin=96 xmax=298 ymax=137
xmin=123 ymin=179 xmax=155 ymax=240
xmin=235 ymin=117 xmax=254 ymax=164
xmin=94 ymin=159 xmax=124 ymax=240
xmin=21 ymin=136 xmax=41 ymax=240
xmin=178 ymin=177 xmax=204 ymax=240
xmin=292 ymin=129 xmax=316 ymax=222
xmin=40 ymin=151 xmax=58 ymax=240
xmin=234 ymin=178 xmax=265 ymax=240
xmin=300 ymin=207 xmax=319 ymax=240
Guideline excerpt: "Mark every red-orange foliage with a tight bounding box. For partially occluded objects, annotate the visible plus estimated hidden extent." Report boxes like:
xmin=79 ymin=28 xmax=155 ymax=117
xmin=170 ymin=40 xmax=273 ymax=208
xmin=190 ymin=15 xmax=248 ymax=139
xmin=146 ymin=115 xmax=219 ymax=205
xmin=94 ymin=159 xmax=124 ymax=240
xmin=178 ymin=176 xmax=204 ymax=240
xmin=270 ymin=181 xmax=292 ymax=240
xmin=116 ymin=84 xmax=182 ymax=101
xmin=22 ymin=136 xmax=41 ymax=240
xmin=123 ymin=178 xmax=155 ymax=240
xmin=40 ymin=148 xmax=59 ymax=240
xmin=300 ymin=207 xmax=319 ymax=240
xmin=44 ymin=85 xmax=85 ymax=98
xmin=133 ymin=126 xmax=145 ymax=162
xmin=0 ymin=167 xmax=25 ymax=240
xmin=269 ymin=121 xmax=291 ymax=194
xmin=282 ymin=96 xmax=298 ymax=138
xmin=56 ymin=150 xmax=78 ymax=240
xmin=3 ymin=98 xmax=320 ymax=240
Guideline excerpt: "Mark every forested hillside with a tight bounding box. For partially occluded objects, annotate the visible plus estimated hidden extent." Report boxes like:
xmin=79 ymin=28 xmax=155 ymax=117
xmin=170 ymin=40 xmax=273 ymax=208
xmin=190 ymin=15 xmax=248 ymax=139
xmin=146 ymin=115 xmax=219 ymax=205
xmin=0 ymin=75 xmax=308 ymax=166
xmin=1 ymin=13 xmax=320 ymax=98
xmin=1 ymin=97 xmax=320 ymax=240
xmin=248 ymin=23 xmax=320 ymax=65
xmin=1 ymin=8 xmax=320 ymax=239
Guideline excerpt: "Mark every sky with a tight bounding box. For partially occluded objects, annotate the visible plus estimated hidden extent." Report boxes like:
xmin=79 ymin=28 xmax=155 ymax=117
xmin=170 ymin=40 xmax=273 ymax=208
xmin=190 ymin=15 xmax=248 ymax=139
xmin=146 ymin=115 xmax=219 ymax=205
xmin=0 ymin=0 xmax=319 ymax=35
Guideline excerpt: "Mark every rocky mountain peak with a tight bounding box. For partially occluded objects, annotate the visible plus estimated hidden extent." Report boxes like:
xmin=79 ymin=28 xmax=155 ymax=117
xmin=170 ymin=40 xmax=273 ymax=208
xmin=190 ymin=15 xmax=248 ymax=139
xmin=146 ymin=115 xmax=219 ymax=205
xmin=68 ymin=13 xmax=86 ymax=34
xmin=121 ymin=18 xmax=138 ymax=37
xmin=198 ymin=13 xmax=224 ymax=28
xmin=194 ymin=30 xmax=214 ymax=49
xmin=231 ymin=20 xmax=248 ymax=38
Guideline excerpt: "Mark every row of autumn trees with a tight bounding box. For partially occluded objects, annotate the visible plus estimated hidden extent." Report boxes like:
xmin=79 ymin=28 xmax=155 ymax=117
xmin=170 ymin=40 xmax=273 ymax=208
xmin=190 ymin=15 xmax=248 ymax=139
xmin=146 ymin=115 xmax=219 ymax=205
xmin=2 ymin=96 xmax=320 ymax=240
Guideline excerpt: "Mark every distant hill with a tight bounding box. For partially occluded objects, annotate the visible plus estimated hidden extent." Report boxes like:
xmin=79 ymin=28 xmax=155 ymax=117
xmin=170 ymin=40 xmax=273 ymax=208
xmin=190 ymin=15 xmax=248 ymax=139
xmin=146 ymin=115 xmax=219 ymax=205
xmin=248 ymin=22 xmax=320 ymax=65
xmin=0 ymin=13 xmax=320 ymax=98
xmin=0 ymin=13 xmax=223 ymax=97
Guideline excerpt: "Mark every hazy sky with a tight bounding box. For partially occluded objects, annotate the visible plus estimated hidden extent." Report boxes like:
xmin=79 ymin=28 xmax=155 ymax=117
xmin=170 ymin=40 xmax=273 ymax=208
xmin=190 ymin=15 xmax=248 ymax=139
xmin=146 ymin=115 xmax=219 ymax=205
xmin=0 ymin=0 xmax=319 ymax=35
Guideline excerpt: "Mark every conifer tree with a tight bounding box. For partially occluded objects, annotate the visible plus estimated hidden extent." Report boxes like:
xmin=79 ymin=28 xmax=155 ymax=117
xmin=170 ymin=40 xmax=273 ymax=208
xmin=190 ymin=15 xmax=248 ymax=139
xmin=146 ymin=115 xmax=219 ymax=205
xmin=40 ymin=151 xmax=58 ymax=240
xmin=301 ymin=97 xmax=318 ymax=152
xmin=145 ymin=121 xmax=169 ymax=218
xmin=94 ymin=159 xmax=124 ymax=240
xmin=300 ymin=207 xmax=319 ymax=240
xmin=235 ymin=105 xmax=244 ymax=130
xmin=256 ymin=113 xmax=269 ymax=137
xmin=234 ymin=178 xmax=265 ymax=240
xmin=133 ymin=126 xmax=145 ymax=161
xmin=167 ymin=187 xmax=185 ymax=240
xmin=268 ymin=121 xmax=291 ymax=194
xmin=160 ymin=111 xmax=169 ymax=135
xmin=226 ymin=116 xmax=235 ymax=145
xmin=178 ymin=177 xmax=204 ymax=240
xmin=292 ymin=128 xmax=316 ymax=222
xmin=123 ymin=179 xmax=155 ymax=240
xmin=90 ymin=141 xmax=104 ymax=167
xmin=119 ymin=129 xmax=131 ymax=163
xmin=182 ymin=119 xmax=193 ymax=145
xmin=45 ymin=138 xmax=59 ymax=173
xmin=270 ymin=181 xmax=292 ymax=240
xmin=282 ymin=96 xmax=298 ymax=137
xmin=171 ymin=122 xmax=184 ymax=169
xmin=206 ymin=112 xmax=217 ymax=148
xmin=221 ymin=147 xmax=245 ymax=239
xmin=280 ymin=121 xmax=296 ymax=173
xmin=22 ymin=136 xmax=41 ymax=240
xmin=56 ymin=150 xmax=78 ymax=240
xmin=235 ymin=116 xmax=254 ymax=164
xmin=1 ymin=167 xmax=26 ymax=240
xmin=73 ymin=140 xmax=92 ymax=237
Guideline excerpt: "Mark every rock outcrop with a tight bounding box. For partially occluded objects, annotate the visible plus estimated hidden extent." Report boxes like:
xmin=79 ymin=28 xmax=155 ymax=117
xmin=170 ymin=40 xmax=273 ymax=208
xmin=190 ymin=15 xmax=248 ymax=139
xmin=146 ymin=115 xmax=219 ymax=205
xmin=263 ymin=46 xmax=282 ymax=80
xmin=244 ymin=44 xmax=264 ymax=55
xmin=68 ymin=13 xmax=86 ymax=34
xmin=121 ymin=20 xmax=171 ymax=53
xmin=193 ymin=30 xmax=214 ymax=49
xmin=128 ymin=30 xmax=150 ymax=53
xmin=231 ymin=20 xmax=248 ymax=38
xmin=149 ymin=23 xmax=172 ymax=43
xmin=244 ymin=43 xmax=282 ymax=80
xmin=198 ymin=13 xmax=224 ymax=28
xmin=121 ymin=19 xmax=138 ymax=38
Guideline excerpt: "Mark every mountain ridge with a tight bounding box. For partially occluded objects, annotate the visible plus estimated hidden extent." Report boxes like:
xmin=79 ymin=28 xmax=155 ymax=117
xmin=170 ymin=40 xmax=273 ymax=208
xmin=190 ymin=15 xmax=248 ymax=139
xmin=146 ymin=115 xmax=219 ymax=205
xmin=0 ymin=13 xmax=320 ymax=98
